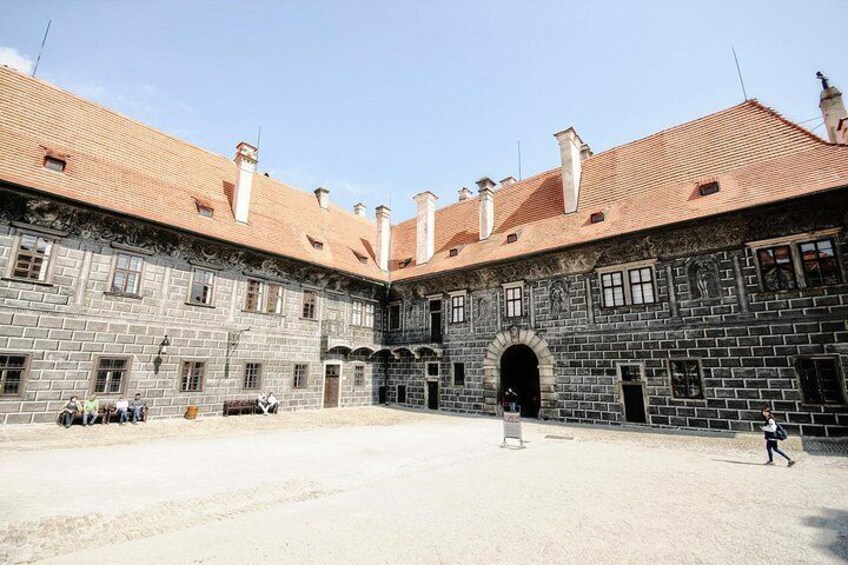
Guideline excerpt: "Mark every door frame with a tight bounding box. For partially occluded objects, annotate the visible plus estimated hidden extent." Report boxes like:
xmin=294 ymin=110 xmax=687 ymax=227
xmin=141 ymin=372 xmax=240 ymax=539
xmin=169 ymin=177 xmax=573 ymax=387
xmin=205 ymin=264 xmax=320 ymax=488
xmin=424 ymin=361 xmax=440 ymax=410
xmin=322 ymin=361 xmax=343 ymax=408
xmin=616 ymin=362 xmax=650 ymax=424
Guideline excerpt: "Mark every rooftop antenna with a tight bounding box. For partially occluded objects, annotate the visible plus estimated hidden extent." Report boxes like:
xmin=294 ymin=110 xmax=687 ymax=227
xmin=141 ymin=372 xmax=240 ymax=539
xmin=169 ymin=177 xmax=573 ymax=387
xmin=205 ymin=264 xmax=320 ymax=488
xmin=517 ymin=140 xmax=523 ymax=180
xmin=731 ymin=45 xmax=748 ymax=101
xmin=32 ymin=19 xmax=52 ymax=78
xmin=256 ymin=126 xmax=262 ymax=151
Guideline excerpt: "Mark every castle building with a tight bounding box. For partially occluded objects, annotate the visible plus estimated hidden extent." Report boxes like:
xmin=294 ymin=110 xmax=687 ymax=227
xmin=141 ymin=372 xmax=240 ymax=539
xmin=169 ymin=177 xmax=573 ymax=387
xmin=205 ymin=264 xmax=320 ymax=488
xmin=1 ymin=66 xmax=847 ymax=436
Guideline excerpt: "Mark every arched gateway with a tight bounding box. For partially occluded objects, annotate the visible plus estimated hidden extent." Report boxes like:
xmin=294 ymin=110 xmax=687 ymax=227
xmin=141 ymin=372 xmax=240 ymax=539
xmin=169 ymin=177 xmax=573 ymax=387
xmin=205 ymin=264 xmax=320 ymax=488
xmin=482 ymin=327 xmax=555 ymax=419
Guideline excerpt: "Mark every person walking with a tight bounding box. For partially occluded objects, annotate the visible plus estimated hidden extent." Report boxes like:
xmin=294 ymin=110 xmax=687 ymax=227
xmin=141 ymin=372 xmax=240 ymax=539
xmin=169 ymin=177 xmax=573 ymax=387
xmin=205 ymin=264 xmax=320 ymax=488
xmin=506 ymin=388 xmax=519 ymax=413
xmin=761 ymin=406 xmax=795 ymax=467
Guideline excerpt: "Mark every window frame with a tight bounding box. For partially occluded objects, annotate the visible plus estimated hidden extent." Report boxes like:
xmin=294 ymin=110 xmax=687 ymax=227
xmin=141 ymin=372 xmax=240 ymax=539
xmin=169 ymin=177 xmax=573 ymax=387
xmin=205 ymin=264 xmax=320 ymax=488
xmin=747 ymin=228 xmax=844 ymax=292
xmin=449 ymin=291 xmax=466 ymax=324
xmin=351 ymin=300 xmax=363 ymax=326
xmin=109 ymin=251 xmax=145 ymax=296
xmin=293 ymin=363 xmax=309 ymax=389
xmin=0 ymin=353 xmax=30 ymax=398
xmin=596 ymin=260 xmax=658 ymax=308
xmin=179 ymin=359 xmax=207 ymax=393
xmin=795 ymin=356 xmax=846 ymax=406
xmin=353 ymin=363 xmax=366 ymax=387
xmin=302 ymin=289 xmax=318 ymax=320
xmin=502 ymin=281 xmax=524 ymax=318
xmin=9 ymin=232 xmax=56 ymax=284
xmin=426 ymin=362 xmax=440 ymax=380
xmin=799 ymin=237 xmax=842 ymax=288
xmin=243 ymin=278 xmax=284 ymax=315
xmin=89 ymin=355 xmax=131 ymax=396
xmin=667 ymin=358 xmax=705 ymax=400
xmin=452 ymin=362 xmax=466 ymax=387
xmin=388 ymin=302 xmax=402 ymax=331
xmin=188 ymin=268 xmax=216 ymax=307
xmin=242 ymin=361 xmax=263 ymax=391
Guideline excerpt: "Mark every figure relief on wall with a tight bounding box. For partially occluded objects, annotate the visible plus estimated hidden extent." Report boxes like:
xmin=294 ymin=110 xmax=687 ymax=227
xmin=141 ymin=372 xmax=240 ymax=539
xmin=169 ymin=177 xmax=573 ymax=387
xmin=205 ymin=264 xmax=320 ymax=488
xmin=549 ymin=279 xmax=570 ymax=315
xmin=687 ymin=257 xmax=720 ymax=300
xmin=476 ymin=295 xmax=491 ymax=323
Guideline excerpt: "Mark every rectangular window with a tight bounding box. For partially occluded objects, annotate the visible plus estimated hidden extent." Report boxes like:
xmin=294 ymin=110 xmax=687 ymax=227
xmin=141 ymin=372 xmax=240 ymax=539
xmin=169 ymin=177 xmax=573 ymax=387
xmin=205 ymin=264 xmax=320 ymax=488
xmin=799 ymin=238 xmax=841 ymax=288
xmin=364 ymin=303 xmax=375 ymax=328
xmin=0 ymin=355 xmax=28 ymax=396
xmin=92 ymin=357 xmax=129 ymax=394
xmin=669 ymin=359 xmax=704 ymax=399
xmin=13 ymin=234 xmax=54 ymax=282
xmin=628 ymin=267 xmax=656 ymax=305
xmin=351 ymin=300 xmax=363 ymax=326
xmin=388 ymin=303 xmax=401 ymax=330
xmin=354 ymin=365 xmax=365 ymax=387
xmin=189 ymin=268 xmax=215 ymax=306
xmin=797 ymin=357 xmax=845 ymax=405
xmin=266 ymin=283 xmax=283 ymax=314
xmin=504 ymin=286 xmax=522 ymax=318
xmin=245 ymin=279 xmax=264 ymax=312
xmin=111 ymin=253 xmax=143 ymax=295
xmin=243 ymin=362 xmax=261 ymax=390
xmin=427 ymin=363 xmax=439 ymax=378
xmin=293 ymin=364 xmax=308 ymax=388
xmin=601 ymin=272 xmax=626 ymax=307
xmin=619 ymin=364 xmax=642 ymax=382
xmin=44 ymin=156 xmax=67 ymax=172
xmin=451 ymin=294 xmax=466 ymax=323
xmin=180 ymin=361 xmax=205 ymax=392
xmin=756 ymin=245 xmax=797 ymax=291
xmin=302 ymin=290 xmax=317 ymax=319
xmin=453 ymin=362 xmax=465 ymax=387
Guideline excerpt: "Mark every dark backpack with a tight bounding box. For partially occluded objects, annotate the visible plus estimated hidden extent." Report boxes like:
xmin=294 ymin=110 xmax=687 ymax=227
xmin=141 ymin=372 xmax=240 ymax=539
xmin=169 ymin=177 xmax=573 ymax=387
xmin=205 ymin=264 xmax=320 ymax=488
xmin=774 ymin=424 xmax=788 ymax=441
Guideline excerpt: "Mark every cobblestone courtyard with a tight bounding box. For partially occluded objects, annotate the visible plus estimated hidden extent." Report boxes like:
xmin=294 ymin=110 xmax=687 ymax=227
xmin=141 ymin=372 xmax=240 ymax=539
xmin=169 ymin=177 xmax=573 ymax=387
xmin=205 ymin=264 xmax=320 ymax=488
xmin=2 ymin=407 xmax=847 ymax=564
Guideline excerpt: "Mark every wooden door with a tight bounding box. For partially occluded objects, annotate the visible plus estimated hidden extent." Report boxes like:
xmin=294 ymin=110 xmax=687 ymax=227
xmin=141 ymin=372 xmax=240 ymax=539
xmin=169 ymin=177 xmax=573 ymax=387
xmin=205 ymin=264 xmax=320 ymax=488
xmin=323 ymin=365 xmax=340 ymax=408
xmin=427 ymin=381 xmax=439 ymax=410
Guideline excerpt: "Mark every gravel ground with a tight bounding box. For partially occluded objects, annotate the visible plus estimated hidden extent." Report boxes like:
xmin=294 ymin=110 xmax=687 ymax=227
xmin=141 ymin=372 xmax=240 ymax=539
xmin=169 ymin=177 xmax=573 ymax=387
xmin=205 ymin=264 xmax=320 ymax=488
xmin=1 ymin=407 xmax=846 ymax=564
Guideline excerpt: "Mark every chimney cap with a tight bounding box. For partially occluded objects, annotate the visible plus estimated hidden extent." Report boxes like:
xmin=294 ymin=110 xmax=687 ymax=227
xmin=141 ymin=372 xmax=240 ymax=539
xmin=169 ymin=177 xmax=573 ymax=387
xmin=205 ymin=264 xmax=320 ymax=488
xmin=376 ymin=204 xmax=391 ymax=215
xmin=413 ymin=191 xmax=438 ymax=203
xmin=458 ymin=187 xmax=472 ymax=201
xmin=553 ymin=127 xmax=584 ymax=146
xmin=475 ymin=177 xmax=496 ymax=191
xmin=499 ymin=176 xmax=517 ymax=187
xmin=235 ymin=142 xmax=258 ymax=163
xmin=314 ymin=186 xmax=329 ymax=196
xmin=353 ymin=202 xmax=366 ymax=216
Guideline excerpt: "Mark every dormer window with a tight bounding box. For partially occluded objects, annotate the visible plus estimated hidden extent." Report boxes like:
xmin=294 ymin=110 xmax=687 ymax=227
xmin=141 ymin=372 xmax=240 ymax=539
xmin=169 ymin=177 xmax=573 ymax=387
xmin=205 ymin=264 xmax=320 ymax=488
xmin=698 ymin=181 xmax=720 ymax=197
xmin=192 ymin=197 xmax=214 ymax=218
xmin=590 ymin=211 xmax=605 ymax=224
xmin=43 ymin=156 xmax=66 ymax=172
xmin=449 ymin=248 xmax=459 ymax=257
xmin=353 ymin=251 xmax=368 ymax=264
xmin=399 ymin=258 xmax=412 ymax=269
xmin=307 ymin=236 xmax=324 ymax=251
xmin=506 ymin=233 xmax=518 ymax=244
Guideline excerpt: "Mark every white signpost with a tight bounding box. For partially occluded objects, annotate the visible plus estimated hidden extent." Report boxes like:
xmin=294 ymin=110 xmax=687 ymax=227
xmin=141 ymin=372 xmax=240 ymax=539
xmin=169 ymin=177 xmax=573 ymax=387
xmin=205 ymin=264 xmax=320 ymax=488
xmin=501 ymin=411 xmax=524 ymax=448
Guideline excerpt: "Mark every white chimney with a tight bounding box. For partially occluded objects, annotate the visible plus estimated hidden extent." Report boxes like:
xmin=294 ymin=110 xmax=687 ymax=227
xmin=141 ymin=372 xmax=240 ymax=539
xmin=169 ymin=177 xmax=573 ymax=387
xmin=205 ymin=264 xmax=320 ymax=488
xmin=232 ymin=142 xmax=258 ymax=223
xmin=457 ymin=187 xmax=472 ymax=202
xmin=818 ymin=72 xmax=848 ymax=144
xmin=499 ymin=176 xmax=517 ymax=188
xmin=353 ymin=202 xmax=366 ymax=217
xmin=554 ymin=127 xmax=588 ymax=214
xmin=413 ymin=191 xmax=438 ymax=265
xmin=476 ymin=177 xmax=495 ymax=240
xmin=375 ymin=205 xmax=391 ymax=271
xmin=314 ymin=187 xmax=330 ymax=210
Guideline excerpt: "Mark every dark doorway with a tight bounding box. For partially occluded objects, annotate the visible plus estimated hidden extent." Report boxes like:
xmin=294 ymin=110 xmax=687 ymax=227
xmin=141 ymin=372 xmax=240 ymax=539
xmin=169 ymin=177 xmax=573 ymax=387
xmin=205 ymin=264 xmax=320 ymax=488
xmin=427 ymin=381 xmax=439 ymax=410
xmin=500 ymin=344 xmax=541 ymax=418
xmin=622 ymin=385 xmax=647 ymax=423
xmin=323 ymin=364 xmax=340 ymax=408
xmin=429 ymin=299 xmax=443 ymax=342
xmin=397 ymin=385 xmax=407 ymax=404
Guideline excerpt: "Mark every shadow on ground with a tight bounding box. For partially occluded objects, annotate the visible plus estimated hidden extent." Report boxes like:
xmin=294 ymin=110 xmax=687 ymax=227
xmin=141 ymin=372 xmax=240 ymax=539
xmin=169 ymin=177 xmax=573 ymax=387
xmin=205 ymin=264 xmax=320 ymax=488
xmin=804 ymin=508 xmax=848 ymax=561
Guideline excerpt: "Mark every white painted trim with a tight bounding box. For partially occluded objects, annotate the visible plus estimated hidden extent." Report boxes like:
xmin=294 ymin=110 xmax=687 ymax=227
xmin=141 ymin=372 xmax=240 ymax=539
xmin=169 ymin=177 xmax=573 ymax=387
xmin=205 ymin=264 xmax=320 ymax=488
xmin=501 ymin=280 xmax=524 ymax=290
xmin=595 ymin=258 xmax=657 ymax=275
xmin=745 ymin=228 xmax=841 ymax=250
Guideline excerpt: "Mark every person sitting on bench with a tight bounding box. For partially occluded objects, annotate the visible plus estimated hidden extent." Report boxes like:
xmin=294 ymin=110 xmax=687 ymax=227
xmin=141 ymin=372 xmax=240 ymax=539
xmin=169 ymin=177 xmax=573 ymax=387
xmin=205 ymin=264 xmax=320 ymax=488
xmin=258 ymin=391 xmax=270 ymax=414
xmin=59 ymin=396 xmax=82 ymax=428
xmin=83 ymin=395 xmax=100 ymax=426
xmin=130 ymin=393 xmax=145 ymax=424
xmin=115 ymin=397 xmax=129 ymax=425
xmin=266 ymin=392 xmax=279 ymax=414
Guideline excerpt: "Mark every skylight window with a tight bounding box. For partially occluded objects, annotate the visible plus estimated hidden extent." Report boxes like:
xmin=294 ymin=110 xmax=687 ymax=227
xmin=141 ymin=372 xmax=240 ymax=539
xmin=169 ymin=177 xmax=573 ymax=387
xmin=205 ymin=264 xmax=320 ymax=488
xmin=306 ymin=236 xmax=324 ymax=251
xmin=506 ymin=233 xmax=518 ymax=244
xmin=197 ymin=205 xmax=213 ymax=218
xmin=43 ymin=156 xmax=66 ymax=172
xmin=590 ymin=211 xmax=605 ymax=224
xmin=353 ymin=251 xmax=368 ymax=264
xmin=449 ymin=248 xmax=459 ymax=257
xmin=698 ymin=182 xmax=720 ymax=196
xmin=399 ymin=258 xmax=412 ymax=268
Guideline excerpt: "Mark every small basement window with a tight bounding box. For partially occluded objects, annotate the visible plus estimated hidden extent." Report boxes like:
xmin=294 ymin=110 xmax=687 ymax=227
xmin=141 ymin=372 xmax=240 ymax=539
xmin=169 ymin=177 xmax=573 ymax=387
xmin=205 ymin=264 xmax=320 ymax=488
xmin=506 ymin=233 xmax=518 ymax=244
xmin=43 ymin=156 xmax=66 ymax=172
xmin=698 ymin=182 xmax=720 ymax=197
xmin=590 ymin=211 xmax=605 ymax=224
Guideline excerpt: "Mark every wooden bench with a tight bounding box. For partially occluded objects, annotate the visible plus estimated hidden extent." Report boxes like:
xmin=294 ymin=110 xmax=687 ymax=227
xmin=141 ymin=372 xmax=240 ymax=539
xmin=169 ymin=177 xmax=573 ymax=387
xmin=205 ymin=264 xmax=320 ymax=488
xmin=222 ymin=399 xmax=279 ymax=416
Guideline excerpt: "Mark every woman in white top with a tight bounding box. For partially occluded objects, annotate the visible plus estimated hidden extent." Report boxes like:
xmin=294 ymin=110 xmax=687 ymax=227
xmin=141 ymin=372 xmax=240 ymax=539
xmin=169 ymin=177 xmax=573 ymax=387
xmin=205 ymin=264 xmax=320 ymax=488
xmin=761 ymin=406 xmax=795 ymax=466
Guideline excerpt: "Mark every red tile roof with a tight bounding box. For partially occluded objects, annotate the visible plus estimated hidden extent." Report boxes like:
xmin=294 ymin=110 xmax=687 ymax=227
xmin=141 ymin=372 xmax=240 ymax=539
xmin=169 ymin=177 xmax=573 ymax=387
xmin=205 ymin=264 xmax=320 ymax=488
xmin=2 ymin=66 xmax=846 ymax=286
xmin=0 ymin=66 xmax=385 ymax=282
xmin=390 ymin=101 xmax=848 ymax=280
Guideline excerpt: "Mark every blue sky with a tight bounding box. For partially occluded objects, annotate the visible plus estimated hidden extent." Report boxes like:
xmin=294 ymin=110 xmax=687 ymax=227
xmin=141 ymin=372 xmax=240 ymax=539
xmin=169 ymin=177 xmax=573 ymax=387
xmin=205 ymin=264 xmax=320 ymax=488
xmin=1 ymin=1 xmax=846 ymax=222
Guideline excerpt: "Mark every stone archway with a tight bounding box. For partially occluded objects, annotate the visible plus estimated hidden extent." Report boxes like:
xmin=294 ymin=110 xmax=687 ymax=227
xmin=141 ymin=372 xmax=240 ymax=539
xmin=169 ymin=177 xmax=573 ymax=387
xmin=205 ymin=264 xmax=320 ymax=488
xmin=482 ymin=326 xmax=555 ymax=419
